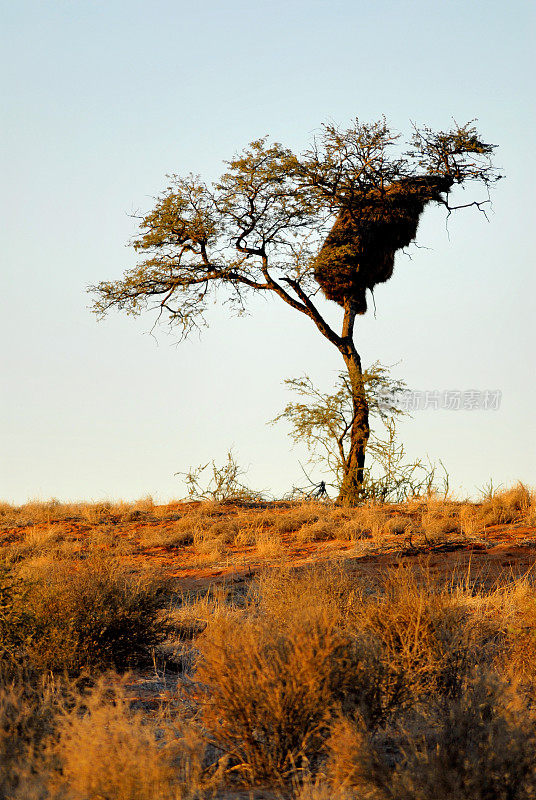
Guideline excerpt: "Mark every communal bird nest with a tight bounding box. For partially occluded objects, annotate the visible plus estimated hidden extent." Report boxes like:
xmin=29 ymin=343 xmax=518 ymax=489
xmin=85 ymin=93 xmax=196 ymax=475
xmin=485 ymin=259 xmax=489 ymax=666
xmin=313 ymin=175 xmax=453 ymax=312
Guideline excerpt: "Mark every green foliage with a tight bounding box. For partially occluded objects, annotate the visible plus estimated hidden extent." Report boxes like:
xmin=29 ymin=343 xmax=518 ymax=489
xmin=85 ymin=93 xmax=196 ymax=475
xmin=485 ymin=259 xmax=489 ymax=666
xmin=364 ymin=418 xmax=449 ymax=502
xmin=273 ymin=363 xmax=445 ymax=501
xmin=408 ymin=120 xmax=500 ymax=183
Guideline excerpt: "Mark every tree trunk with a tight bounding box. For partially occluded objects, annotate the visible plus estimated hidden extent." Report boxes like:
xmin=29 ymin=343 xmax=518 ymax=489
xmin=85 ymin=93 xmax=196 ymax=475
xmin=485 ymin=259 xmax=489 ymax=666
xmin=337 ymin=302 xmax=370 ymax=506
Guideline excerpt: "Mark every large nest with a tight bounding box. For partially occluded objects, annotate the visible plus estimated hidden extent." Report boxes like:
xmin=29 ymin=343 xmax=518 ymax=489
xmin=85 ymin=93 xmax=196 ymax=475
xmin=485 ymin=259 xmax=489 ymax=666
xmin=313 ymin=175 xmax=453 ymax=311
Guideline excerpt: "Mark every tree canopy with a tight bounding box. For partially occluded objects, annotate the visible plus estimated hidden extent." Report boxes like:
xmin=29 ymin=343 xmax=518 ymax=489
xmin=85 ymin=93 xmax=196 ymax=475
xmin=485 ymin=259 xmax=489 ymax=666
xmin=91 ymin=118 xmax=499 ymax=338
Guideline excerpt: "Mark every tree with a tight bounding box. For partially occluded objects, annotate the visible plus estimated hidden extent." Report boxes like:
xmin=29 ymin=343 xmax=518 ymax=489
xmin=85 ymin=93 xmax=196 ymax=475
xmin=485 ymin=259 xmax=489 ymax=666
xmin=90 ymin=118 xmax=500 ymax=506
xmin=272 ymin=364 xmax=448 ymax=502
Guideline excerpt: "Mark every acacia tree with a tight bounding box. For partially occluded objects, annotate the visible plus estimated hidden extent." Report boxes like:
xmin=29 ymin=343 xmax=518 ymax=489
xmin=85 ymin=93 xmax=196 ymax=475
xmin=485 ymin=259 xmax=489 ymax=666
xmin=90 ymin=119 xmax=500 ymax=506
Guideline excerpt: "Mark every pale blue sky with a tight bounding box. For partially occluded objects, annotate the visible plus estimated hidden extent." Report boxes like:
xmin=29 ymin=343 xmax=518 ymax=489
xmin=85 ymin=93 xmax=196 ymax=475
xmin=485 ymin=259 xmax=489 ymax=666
xmin=1 ymin=0 xmax=534 ymax=504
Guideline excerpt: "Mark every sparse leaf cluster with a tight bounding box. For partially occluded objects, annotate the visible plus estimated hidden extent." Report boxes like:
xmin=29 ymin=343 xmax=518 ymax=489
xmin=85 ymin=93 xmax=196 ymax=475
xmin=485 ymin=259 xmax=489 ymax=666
xmin=177 ymin=449 xmax=264 ymax=502
xmin=273 ymin=363 xmax=447 ymax=502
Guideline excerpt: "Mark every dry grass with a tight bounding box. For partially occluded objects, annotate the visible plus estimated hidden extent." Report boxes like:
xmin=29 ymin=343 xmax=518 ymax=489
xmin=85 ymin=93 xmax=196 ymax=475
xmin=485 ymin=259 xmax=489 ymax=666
xmin=384 ymin=515 xmax=413 ymax=536
xmin=1 ymin=486 xmax=536 ymax=796
xmin=4 ymin=485 xmax=533 ymax=572
xmin=0 ymin=677 xmax=223 ymax=800
xmin=297 ymin=519 xmax=338 ymax=542
xmin=478 ymin=482 xmax=536 ymax=527
xmin=272 ymin=504 xmax=320 ymax=534
xmin=459 ymin=502 xmax=481 ymax=536
xmin=52 ymin=679 xmax=222 ymax=800
xmin=255 ymin=529 xmax=284 ymax=557
xmin=352 ymin=503 xmax=389 ymax=540
xmin=0 ymin=679 xmax=63 ymax=799
xmin=421 ymin=508 xmax=461 ymax=541
xmin=1 ymin=559 xmax=536 ymax=796
xmin=137 ymin=521 xmax=195 ymax=549
xmin=185 ymin=560 xmax=536 ymax=792
xmin=0 ymin=496 xmax=157 ymax=529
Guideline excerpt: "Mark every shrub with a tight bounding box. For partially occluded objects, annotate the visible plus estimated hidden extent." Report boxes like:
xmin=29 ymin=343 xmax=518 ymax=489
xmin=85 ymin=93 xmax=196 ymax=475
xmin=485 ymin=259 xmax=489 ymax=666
xmin=355 ymin=567 xmax=493 ymax=710
xmin=196 ymin=614 xmax=348 ymax=782
xmin=52 ymin=680 xmax=217 ymax=800
xmin=193 ymin=519 xmax=239 ymax=557
xmin=0 ymin=564 xmax=35 ymax=680
xmin=273 ymin=505 xmax=320 ymax=534
xmin=352 ymin=504 xmax=388 ymax=539
xmin=479 ymin=482 xmax=535 ymax=527
xmin=17 ymin=557 xmax=173 ymax=674
xmin=297 ymin=519 xmax=337 ymax=542
xmin=366 ymin=673 xmax=536 ymax=800
xmin=459 ymin=503 xmax=480 ymax=537
xmin=384 ymin=515 xmax=413 ymax=536
xmin=338 ymin=519 xmax=370 ymax=540
xmin=421 ymin=511 xmax=460 ymax=540
xmin=497 ymin=580 xmax=536 ymax=692
xmin=137 ymin=522 xmax=194 ymax=549
xmin=0 ymin=680 xmax=61 ymax=799
xmin=255 ymin=530 xmax=283 ymax=557
xmin=256 ymin=563 xmax=357 ymax=629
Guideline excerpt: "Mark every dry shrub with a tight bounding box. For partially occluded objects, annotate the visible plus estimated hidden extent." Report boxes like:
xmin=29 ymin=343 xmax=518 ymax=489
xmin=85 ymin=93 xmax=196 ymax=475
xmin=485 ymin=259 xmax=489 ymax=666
xmin=357 ymin=568 xmax=494 ymax=706
xmin=197 ymin=564 xmax=466 ymax=783
xmin=0 ymin=497 xmax=154 ymax=527
xmin=257 ymin=563 xmax=358 ymax=629
xmin=352 ymin=504 xmax=388 ymax=539
xmin=495 ymin=579 xmax=536 ymax=691
xmin=421 ymin=510 xmax=460 ymax=540
xmin=0 ymin=501 xmax=15 ymax=525
xmin=326 ymin=715 xmax=368 ymax=792
xmin=5 ymin=527 xmax=80 ymax=564
xmin=78 ymin=497 xmax=154 ymax=525
xmin=53 ymin=680 xmax=219 ymax=800
xmin=171 ymin=585 xmax=240 ymax=635
xmin=296 ymin=519 xmax=338 ymax=542
xmin=273 ymin=505 xmax=320 ymax=534
xmin=255 ymin=530 xmax=283 ymax=557
xmin=309 ymin=565 xmax=505 ymax=732
xmin=459 ymin=503 xmax=481 ymax=537
xmin=193 ymin=537 xmax=225 ymax=559
xmin=0 ymin=680 xmax=61 ymax=799
xmin=193 ymin=500 xmax=225 ymax=518
xmin=0 ymin=564 xmax=36 ymax=680
xmin=0 ymin=497 xmax=158 ymax=529
xmin=205 ymin=518 xmax=239 ymax=542
xmin=196 ymin=614 xmax=347 ymax=782
xmin=479 ymin=482 xmax=535 ymax=527
xmin=384 ymin=515 xmax=413 ymax=536
xmin=78 ymin=500 xmax=116 ymax=525
xmin=121 ymin=495 xmax=155 ymax=519
xmin=193 ymin=519 xmax=239 ymax=556
xmin=338 ymin=519 xmax=370 ymax=540
xmin=365 ymin=673 xmax=536 ymax=800
xmin=16 ymin=556 xmax=172 ymax=674
xmin=253 ymin=510 xmax=280 ymax=529
xmin=138 ymin=522 xmax=194 ymax=549
xmin=293 ymin=776 xmax=351 ymax=800
xmin=419 ymin=498 xmax=461 ymax=540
